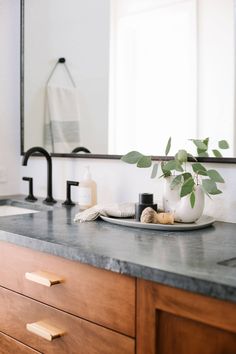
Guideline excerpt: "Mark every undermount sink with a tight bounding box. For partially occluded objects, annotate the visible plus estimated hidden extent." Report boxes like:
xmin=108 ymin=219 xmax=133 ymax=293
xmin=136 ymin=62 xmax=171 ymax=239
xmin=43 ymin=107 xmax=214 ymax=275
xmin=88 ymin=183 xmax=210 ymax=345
xmin=0 ymin=205 xmax=39 ymax=217
xmin=0 ymin=198 xmax=53 ymax=217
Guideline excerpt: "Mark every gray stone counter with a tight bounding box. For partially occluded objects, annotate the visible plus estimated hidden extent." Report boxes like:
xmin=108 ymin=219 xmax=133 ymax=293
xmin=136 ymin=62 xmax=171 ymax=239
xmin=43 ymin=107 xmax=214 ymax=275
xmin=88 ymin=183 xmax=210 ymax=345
xmin=0 ymin=196 xmax=236 ymax=303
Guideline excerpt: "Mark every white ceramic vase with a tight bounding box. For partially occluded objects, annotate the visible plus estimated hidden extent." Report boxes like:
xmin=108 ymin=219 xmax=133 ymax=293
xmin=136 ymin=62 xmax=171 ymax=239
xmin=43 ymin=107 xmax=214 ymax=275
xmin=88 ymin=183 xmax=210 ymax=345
xmin=163 ymin=176 xmax=205 ymax=223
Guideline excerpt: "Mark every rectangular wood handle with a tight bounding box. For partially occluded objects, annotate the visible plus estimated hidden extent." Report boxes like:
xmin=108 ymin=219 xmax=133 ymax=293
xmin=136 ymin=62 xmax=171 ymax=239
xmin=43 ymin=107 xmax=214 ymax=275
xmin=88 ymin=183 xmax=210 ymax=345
xmin=25 ymin=271 xmax=62 ymax=287
xmin=26 ymin=321 xmax=64 ymax=341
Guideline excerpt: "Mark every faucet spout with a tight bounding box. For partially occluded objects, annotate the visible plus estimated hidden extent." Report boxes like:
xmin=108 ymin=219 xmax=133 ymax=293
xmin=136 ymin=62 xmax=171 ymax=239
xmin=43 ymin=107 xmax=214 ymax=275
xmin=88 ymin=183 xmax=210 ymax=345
xmin=22 ymin=146 xmax=57 ymax=205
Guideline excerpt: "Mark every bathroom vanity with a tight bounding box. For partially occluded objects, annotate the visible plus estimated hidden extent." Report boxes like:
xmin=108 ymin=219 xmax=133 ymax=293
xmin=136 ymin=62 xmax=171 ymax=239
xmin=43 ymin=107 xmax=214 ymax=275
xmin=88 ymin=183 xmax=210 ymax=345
xmin=0 ymin=197 xmax=236 ymax=353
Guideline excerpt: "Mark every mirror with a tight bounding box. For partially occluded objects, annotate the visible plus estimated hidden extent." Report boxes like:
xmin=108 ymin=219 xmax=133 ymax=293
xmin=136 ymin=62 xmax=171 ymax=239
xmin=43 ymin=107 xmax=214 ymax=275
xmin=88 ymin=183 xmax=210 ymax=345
xmin=21 ymin=0 xmax=236 ymax=159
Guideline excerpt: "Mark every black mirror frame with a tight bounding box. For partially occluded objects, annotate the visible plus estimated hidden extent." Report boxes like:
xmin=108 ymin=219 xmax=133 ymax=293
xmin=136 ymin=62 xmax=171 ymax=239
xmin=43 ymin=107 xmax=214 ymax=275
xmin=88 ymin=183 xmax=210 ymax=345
xmin=20 ymin=0 xmax=236 ymax=164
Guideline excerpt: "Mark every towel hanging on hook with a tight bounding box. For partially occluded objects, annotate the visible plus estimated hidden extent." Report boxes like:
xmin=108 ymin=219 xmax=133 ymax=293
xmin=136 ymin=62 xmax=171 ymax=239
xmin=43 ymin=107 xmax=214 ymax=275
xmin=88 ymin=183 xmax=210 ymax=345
xmin=46 ymin=57 xmax=76 ymax=87
xmin=44 ymin=57 xmax=81 ymax=153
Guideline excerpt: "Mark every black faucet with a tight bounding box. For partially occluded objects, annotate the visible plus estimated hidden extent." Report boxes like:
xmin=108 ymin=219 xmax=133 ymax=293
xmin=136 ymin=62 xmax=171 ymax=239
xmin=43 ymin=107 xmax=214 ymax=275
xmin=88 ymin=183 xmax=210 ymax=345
xmin=22 ymin=147 xmax=57 ymax=205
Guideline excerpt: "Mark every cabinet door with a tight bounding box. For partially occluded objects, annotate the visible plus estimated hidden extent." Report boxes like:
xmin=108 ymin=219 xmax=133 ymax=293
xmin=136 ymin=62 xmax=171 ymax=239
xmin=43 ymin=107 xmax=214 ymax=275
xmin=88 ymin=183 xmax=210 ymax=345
xmin=137 ymin=279 xmax=236 ymax=354
xmin=0 ymin=331 xmax=41 ymax=354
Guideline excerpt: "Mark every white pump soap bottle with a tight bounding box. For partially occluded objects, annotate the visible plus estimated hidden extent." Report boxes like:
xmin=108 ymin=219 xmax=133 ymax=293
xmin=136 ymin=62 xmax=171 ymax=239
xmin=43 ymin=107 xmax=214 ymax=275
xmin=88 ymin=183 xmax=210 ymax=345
xmin=78 ymin=166 xmax=97 ymax=210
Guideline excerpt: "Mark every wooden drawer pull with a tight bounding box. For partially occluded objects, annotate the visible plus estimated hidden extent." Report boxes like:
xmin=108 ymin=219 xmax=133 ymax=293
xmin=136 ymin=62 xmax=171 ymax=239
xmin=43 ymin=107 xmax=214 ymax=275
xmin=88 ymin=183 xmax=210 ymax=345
xmin=26 ymin=321 xmax=64 ymax=341
xmin=25 ymin=271 xmax=62 ymax=287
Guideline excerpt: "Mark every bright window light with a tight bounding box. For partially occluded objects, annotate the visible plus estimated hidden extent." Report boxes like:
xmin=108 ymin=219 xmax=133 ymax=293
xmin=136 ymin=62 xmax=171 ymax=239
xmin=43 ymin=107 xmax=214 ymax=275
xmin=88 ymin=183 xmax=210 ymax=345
xmin=109 ymin=0 xmax=197 ymax=154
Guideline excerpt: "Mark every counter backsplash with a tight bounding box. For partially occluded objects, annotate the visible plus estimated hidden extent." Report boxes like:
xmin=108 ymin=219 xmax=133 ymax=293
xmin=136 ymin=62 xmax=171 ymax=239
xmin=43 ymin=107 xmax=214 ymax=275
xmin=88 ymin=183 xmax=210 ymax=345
xmin=19 ymin=156 xmax=236 ymax=223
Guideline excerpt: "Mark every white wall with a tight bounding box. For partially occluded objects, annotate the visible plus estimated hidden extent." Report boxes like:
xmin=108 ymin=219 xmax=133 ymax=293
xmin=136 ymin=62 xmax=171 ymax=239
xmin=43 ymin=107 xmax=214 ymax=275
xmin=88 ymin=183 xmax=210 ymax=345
xmin=0 ymin=0 xmax=21 ymax=194
xmin=1 ymin=0 xmax=236 ymax=223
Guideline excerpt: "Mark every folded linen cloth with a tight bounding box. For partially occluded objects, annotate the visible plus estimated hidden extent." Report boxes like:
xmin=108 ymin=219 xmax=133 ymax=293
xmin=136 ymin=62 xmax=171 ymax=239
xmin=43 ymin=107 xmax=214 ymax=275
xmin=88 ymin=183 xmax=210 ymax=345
xmin=74 ymin=203 xmax=135 ymax=223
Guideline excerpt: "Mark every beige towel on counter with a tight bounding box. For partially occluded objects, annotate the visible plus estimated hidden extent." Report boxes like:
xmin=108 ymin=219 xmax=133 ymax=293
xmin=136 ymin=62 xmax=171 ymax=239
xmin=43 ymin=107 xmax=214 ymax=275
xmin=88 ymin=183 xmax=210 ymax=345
xmin=74 ymin=203 xmax=135 ymax=223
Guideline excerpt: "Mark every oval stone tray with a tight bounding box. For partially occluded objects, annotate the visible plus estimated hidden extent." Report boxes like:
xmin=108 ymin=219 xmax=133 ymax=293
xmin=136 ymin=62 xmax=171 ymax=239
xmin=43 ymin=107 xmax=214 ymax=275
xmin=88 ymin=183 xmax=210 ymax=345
xmin=100 ymin=215 xmax=215 ymax=231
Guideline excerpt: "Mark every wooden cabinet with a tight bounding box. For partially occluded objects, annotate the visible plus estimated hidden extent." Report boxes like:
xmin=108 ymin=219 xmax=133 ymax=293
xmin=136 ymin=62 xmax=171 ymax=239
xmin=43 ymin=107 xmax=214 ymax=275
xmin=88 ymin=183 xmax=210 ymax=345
xmin=137 ymin=279 xmax=236 ymax=354
xmin=0 ymin=331 xmax=41 ymax=354
xmin=2 ymin=241 xmax=236 ymax=353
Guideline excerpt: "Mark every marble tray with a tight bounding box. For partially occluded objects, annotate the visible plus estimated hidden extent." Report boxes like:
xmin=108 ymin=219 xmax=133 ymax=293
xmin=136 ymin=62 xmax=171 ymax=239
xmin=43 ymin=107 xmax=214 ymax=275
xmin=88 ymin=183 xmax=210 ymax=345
xmin=100 ymin=215 xmax=215 ymax=231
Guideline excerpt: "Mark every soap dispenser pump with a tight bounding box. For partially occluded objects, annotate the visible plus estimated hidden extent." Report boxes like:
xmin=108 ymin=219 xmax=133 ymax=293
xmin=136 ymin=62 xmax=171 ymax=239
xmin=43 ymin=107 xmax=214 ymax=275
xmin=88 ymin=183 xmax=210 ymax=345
xmin=78 ymin=166 xmax=97 ymax=210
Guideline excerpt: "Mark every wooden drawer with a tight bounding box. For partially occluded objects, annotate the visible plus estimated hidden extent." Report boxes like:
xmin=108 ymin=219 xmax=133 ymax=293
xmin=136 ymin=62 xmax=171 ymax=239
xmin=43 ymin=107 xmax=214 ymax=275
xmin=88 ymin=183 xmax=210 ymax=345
xmin=0 ymin=241 xmax=135 ymax=336
xmin=0 ymin=331 xmax=41 ymax=354
xmin=0 ymin=286 xmax=135 ymax=354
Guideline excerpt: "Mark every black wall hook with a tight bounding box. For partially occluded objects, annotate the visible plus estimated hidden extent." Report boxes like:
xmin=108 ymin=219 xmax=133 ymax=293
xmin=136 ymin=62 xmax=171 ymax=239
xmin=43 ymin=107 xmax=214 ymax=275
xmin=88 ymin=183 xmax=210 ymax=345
xmin=46 ymin=57 xmax=76 ymax=87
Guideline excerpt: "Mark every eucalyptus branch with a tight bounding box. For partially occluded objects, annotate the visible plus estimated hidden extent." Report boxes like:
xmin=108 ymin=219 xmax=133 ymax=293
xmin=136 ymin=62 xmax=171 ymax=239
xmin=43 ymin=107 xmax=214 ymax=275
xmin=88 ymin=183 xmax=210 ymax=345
xmin=121 ymin=136 xmax=227 ymax=208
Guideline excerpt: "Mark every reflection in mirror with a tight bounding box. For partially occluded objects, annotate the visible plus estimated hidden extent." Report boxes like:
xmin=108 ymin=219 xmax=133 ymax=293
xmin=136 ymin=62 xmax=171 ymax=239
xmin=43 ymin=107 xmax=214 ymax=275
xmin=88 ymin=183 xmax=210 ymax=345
xmin=22 ymin=0 xmax=235 ymax=157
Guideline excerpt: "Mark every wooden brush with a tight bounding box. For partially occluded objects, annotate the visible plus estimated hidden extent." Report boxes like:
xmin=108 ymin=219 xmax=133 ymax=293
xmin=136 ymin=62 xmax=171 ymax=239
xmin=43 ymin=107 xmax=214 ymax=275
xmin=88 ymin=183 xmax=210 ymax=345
xmin=140 ymin=207 xmax=174 ymax=225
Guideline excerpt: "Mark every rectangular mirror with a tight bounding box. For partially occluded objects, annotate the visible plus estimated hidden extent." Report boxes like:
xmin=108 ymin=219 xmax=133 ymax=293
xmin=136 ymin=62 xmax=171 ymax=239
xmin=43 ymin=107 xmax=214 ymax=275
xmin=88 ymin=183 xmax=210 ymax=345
xmin=21 ymin=0 xmax=236 ymax=161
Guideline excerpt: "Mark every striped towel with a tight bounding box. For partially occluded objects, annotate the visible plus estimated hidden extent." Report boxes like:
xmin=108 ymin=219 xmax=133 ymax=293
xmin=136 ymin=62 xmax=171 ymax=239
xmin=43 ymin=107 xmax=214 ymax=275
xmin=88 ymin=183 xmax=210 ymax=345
xmin=44 ymin=85 xmax=81 ymax=153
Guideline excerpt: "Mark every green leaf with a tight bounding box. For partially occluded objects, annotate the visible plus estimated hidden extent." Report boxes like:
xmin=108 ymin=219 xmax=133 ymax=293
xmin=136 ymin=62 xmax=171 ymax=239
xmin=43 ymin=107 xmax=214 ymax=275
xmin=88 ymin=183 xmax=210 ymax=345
xmin=190 ymin=139 xmax=208 ymax=151
xmin=176 ymin=149 xmax=188 ymax=163
xmin=195 ymin=138 xmax=209 ymax=156
xmin=164 ymin=160 xmax=177 ymax=172
xmin=197 ymin=151 xmax=209 ymax=157
xmin=164 ymin=160 xmax=184 ymax=172
xmin=212 ymin=149 xmax=223 ymax=158
xmin=192 ymin=163 xmax=207 ymax=176
xmin=170 ymin=175 xmax=182 ymax=189
xmin=180 ymin=177 xmax=195 ymax=197
xmin=159 ymin=172 xmax=170 ymax=178
xmin=151 ymin=163 xmax=159 ymax=179
xmin=190 ymin=191 xmax=195 ymax=208
xmin=137 ymin=156 xmax=152 ymax=168
xmin=165 ymin=137 xmax=171 ymax=156
xmin=175 ymin=161 xmax=184 ymax=172
xmin=187 ymin=153 xmax=197 ymax=161
xmin=207 ymin=169 xmax=225 ymax=183
xmin=161 ymin=162 xmax=171 ymax=177
xmin=182 ymin=172 xmax=192 ymax=181
xmin=202 ymin=179 xmax=222 ymax=195
xmin=203 ymin=137 xmax=209 ymax=147
xmin=121 ymin=151 xmax=143 ymax=164
xmin=218 ymin=140 xmax=229 ymax=149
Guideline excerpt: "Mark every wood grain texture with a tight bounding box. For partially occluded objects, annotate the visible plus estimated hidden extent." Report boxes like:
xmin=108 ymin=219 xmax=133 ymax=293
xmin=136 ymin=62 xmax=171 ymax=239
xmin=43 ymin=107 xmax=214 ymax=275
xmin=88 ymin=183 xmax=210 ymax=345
xmin=156 ymin=311 xmax=236 ymax=354
xmin=0 ymin=331 xmax=41 ymax=354
xmin=0 ymin=241 xmax=135 ymax=336
xmin=0 ymin=286 xmax=135 ymax=354
xmin=137 ymin=279 xmax=236 ymax=354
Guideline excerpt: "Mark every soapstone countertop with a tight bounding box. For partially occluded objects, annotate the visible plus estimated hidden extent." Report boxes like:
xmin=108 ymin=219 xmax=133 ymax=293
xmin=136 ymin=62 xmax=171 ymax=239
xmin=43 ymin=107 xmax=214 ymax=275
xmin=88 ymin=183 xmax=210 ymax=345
xmin=0 ymin=196 xmax=236 ymax=303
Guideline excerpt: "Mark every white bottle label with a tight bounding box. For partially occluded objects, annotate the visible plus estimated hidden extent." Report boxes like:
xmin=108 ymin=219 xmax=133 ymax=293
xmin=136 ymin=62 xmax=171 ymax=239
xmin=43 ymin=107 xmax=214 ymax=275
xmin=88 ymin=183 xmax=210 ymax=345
xmin=78 ymin=187 xmax=92 ymax=206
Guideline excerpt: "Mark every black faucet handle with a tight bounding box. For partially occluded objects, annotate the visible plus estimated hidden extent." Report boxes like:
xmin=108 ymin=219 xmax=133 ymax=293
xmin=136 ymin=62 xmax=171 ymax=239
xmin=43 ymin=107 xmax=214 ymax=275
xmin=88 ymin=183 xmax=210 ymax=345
xmin=62 ymin=180 xmax=79 ymax=206
xmin=22 ymin=177 xmax=37 ymax=202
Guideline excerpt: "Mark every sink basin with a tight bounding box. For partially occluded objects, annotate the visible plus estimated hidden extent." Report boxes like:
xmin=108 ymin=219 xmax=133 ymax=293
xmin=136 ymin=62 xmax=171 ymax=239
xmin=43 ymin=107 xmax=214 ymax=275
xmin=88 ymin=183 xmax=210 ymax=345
xmin=0 ymin=205 xmax=39 ymax=217
xmin=0 ymin=198 xmax=53 ymax=217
